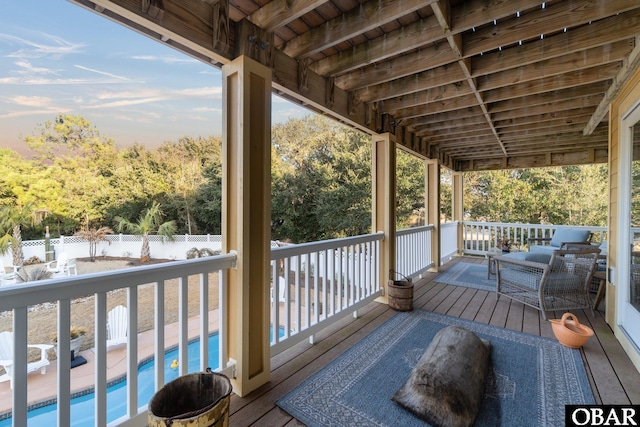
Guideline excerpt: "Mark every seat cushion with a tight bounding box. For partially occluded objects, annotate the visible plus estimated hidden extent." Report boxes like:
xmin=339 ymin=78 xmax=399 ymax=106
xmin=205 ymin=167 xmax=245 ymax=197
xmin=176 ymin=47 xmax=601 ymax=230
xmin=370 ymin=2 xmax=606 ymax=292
xmin=528 ymin=245 xmax=557 ymax=255
xmin=503 ymin=252 xmax=552 ymax=264
xmin=549 ymin=227 xmax=591 ymax=247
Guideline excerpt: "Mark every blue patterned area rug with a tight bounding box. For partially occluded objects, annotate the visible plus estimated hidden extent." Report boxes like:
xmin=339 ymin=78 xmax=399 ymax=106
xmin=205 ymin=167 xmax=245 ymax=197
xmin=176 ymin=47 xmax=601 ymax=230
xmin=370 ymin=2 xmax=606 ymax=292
xmin=276 ymin=310 xmax=594 ymax=427
xmin=433 ymin=261 xmax=495 ymax=292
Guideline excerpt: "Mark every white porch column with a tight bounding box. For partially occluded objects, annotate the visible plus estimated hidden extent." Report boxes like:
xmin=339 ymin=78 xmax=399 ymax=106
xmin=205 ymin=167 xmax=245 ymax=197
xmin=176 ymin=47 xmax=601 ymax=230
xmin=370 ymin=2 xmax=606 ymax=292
xmin=372 ymin=133 xmax=396 ymax=304
xmin=222 ymin=55 xmax=271 ymax=397
xmin=452 ymin=171 xmax=464 ymax=255
xmin=425 ymin=159 xmax=441 ymax=269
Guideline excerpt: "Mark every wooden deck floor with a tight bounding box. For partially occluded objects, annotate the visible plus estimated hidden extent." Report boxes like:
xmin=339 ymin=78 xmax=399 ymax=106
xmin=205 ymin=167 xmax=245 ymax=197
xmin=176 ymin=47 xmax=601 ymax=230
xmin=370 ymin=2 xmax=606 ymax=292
xmin=230 ymin=256 xmax=640 ymax=427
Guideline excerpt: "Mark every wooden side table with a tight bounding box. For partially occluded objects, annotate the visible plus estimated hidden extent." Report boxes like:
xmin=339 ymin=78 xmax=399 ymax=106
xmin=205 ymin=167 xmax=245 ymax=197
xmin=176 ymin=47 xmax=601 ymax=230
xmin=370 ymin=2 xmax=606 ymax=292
xmin=592 ymin=270 xmax=607 ymax=310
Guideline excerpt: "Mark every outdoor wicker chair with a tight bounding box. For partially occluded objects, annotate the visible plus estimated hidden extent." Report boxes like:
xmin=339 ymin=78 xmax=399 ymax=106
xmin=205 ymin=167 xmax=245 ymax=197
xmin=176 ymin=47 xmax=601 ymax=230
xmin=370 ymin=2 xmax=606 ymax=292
xmin=495 ymin=247 xmax=600 ymax=320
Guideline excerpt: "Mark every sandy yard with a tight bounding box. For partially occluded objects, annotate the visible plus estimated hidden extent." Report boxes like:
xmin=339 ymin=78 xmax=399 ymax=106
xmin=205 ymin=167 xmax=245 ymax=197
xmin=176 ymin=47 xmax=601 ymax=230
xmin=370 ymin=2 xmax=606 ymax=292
xmin=0 ymin=257 xmax=220 ymax=363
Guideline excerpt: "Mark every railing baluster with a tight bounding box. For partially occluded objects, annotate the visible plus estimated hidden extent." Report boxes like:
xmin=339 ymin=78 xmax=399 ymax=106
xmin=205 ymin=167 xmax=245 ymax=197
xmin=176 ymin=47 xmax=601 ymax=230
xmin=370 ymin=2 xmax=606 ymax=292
xmin=155 ymin=281 xmax=165 ymax=390
xmin=178 ymin=276 xmax=188 ymax=377
xmin=57 ymin=299 xmax=71 ymax=427
xmin=94 ymin=292 xmax=107 ymax=427
xmin=284 ymin=257 xmax=291 ymax=337
xmin=13 ymin=307 xmax=27 ymax=427
xmin=126 ymin=287 xmax=138 ymax=418
xmin=200 ymin=273 xmax=209 ymax=372
xmin=219 ymin=267 xmax=228 ymax=373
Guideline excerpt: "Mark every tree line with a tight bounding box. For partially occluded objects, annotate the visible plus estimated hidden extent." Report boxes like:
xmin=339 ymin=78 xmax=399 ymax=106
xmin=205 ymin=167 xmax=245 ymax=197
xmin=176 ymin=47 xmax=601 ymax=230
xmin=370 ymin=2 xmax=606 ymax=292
xmin=0 ymin=113 xmax=608 ymax=255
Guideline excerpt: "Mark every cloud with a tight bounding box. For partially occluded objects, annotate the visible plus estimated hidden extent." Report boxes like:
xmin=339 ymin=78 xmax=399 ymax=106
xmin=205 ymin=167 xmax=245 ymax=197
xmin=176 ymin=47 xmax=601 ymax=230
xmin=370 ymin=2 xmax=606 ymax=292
xmin=74 ymin=65 xmax=130 ymax=81
xmin=0 ymin=33 xmax=85 ymax=60
xmin=11 ymin=95 xmax=54 ymax=107
xmin=15 ymin=59 xmax=58 ymax=76
xmin=0 ymin=108 xmax=66 ymax=119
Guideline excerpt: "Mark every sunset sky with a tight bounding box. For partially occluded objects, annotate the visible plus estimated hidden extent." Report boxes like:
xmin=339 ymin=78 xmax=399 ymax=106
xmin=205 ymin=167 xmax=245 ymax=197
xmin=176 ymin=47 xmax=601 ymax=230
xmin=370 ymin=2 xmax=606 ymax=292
xmin=0 ymin=1 xmax=307 ymax=155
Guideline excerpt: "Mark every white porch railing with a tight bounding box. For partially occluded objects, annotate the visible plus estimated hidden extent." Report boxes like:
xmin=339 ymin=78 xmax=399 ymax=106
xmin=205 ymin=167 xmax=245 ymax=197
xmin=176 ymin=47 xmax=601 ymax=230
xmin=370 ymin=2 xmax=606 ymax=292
xmin=269 ymin=233 xmax=384 ymax=356
xmin=462 ymin=222 xmax=608 ymax=255
xmin=395 ymin=226 xmax=435 ymax=279
xmin=0 ymin=254 xmax=236 ymax=427
xmin=441 ymin=222 xmax=460 ymax=262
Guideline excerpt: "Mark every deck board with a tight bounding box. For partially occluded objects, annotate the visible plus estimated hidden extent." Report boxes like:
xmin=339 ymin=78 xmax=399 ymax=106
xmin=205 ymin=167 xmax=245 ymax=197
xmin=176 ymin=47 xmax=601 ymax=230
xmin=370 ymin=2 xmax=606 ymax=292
xmin=233 ymin=256 xmax=640 ymax=426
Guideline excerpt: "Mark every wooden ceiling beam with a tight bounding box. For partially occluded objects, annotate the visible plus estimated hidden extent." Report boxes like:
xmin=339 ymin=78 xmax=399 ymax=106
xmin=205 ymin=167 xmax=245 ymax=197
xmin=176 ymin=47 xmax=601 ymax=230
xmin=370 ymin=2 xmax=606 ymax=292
xmin=494 ymin=108 xmax=593 ymax=129
xmin=458 ymin=149 xmax=609 ymax=171
xmin=380 ymin=80 xmax=472 ymax=112
xmin=390 ymin=94 xmax=479 ymax=119
xmin=402 ymin=108 xmax=486 ymax=132
xmin=281 ymin=0 xmax=435 ymax=59
xmin=416 ymin=122 xmax=493 ymax=138
xmin=464 ymin=0 xmax=639 ymax=57
xmin=477 ymin=41 xmax=632 ymax=92
xmin=247 ymin=0 xmax=330 ymax=32
xmin=336 ymin=12 xmax=636 ymax=103
xmin=488 ymin=82 xmax=609 ymax=114
xmin=403 ymin=106 xmax=485 ymax=128
xmin=311 ymin=0 xmax=544 ymax=76
xmin=482 ymin=63 xmax=620 ymax=104
xmin=335 ymin=43 xmax=458 ymax=91
xmin=385 ymin=64 xmax=616 ymax=132
xmin=472 ymin=12 xmax=640 ymax=78
xmin=356 ymin=64 xmax=467 ymax=103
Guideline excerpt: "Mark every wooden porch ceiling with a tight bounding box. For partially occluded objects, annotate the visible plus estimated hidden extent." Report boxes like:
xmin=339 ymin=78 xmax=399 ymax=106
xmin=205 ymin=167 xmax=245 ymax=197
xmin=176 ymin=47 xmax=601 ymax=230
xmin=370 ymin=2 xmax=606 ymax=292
xmin=70 ymin=0 xmax=640 ymax=171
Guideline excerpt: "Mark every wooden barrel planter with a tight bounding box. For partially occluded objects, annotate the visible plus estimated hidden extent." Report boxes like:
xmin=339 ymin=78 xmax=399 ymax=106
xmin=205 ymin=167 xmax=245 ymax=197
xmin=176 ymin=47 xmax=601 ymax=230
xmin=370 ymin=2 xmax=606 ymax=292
xmin=148 ymin=370 xmax=232 ymax=427
xmin=388 ymin=271 xmax=413 ymax=311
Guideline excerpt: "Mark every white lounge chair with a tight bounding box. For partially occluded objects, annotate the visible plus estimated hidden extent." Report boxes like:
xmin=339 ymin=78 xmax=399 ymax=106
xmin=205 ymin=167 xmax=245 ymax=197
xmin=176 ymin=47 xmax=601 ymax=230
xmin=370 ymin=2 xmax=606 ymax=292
xmin=106 ymin=305 xmax=128 ymax=350
xmin=0 ymin=260 xmax=18 ymax=285
xmin=45 ymin=252 xmax=75 ymax=276
xmin=0 ymin=331 xmax=53 ymax=389
xmin=270 ymin=276 xmax=287 ymax=304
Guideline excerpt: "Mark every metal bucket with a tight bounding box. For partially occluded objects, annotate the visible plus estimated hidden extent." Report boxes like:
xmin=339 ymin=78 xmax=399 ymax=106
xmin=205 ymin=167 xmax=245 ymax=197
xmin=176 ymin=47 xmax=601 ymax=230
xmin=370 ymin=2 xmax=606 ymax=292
xmin=148 ymin=370 xmax=232 ymax=427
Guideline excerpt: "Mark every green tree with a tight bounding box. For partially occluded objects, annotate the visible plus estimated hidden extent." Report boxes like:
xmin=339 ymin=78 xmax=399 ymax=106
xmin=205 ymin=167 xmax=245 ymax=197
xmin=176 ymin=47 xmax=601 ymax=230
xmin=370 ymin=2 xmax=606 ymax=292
xmin=114 ymin=203 xmax=177 ymax=261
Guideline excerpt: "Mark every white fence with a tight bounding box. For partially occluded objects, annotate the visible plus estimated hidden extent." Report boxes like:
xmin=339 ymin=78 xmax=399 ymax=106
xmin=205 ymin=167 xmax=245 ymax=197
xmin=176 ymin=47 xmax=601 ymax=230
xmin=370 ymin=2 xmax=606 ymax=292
xmin=8 ymin=234 xmax=224 ymax=265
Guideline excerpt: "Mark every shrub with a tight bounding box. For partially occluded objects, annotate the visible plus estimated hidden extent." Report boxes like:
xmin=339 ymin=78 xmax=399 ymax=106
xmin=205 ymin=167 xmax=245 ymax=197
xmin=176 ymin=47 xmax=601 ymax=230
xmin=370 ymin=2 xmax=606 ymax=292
xmin=186 ymin=247 xmax=220 ymax=259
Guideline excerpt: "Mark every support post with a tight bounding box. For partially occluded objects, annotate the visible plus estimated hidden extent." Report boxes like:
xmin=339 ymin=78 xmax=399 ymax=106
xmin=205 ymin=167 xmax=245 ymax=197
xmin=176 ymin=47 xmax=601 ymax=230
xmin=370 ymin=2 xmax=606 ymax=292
xmin=452 ymin=172 xmax=464 ymax=255
xmin=426 ymin=159 xmax=441 ymax=269
xmin=372 ymin=133 xmax=396 ymax=303
xmin=222 ymin=55 xmax=271 ymax=397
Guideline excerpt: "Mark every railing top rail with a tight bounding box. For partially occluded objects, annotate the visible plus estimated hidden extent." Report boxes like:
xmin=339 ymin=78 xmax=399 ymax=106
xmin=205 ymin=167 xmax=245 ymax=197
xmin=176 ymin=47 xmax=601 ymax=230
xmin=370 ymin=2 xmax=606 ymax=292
xmin=462 ymin=221 xmax=605 ymax=230
xmin=0 ymin=253 xmax=237 ymax=311
xmin=270 ymin=232 xmax=384 ymax=260
xmin=395 ymin=225 xmax=434 ymax=236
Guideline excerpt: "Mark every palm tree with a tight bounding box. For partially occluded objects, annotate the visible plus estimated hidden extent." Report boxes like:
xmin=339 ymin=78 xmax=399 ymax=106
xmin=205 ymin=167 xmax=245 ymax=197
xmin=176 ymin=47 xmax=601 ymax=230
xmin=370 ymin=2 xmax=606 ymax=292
xmin=114 ymin=203 xmax=177 ymax=262
xmin=0 ymin=203 xmax=36 ymax=267
xmin=74 ymin=226 xmax=114 ymax=261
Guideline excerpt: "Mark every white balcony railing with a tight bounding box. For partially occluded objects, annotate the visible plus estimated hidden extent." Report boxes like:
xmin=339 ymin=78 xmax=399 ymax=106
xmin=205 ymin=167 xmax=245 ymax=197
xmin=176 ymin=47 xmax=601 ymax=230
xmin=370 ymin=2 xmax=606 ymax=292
xmin=395 ymin=226 xmax=435 ymax=279
xmin=269 ymin=233 xmax=384 ymax=356
xmin=462 ymin=222 xmax=608 ymax=255
xmin=0 ymin=254 xmax=236 ymax=427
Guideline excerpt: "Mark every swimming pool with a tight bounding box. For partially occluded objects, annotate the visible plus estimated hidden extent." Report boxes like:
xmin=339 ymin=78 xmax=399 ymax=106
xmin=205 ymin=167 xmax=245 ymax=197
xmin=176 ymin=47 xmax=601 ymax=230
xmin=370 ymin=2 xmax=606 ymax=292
xmin=0 ymin=334 xmax=220 ymax=426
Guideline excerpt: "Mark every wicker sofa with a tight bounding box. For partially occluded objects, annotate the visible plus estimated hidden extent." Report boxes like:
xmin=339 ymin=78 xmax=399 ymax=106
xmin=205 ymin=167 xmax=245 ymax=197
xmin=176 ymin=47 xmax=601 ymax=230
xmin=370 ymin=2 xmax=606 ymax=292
xmin=494 ymin=247 xmax=600 ymax=320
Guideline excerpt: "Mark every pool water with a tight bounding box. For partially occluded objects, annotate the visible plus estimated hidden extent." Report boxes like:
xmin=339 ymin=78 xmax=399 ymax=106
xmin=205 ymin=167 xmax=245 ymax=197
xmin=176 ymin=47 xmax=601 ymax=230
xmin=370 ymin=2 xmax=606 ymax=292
xmin=0 ymin=334 xmax=220 ymax=426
